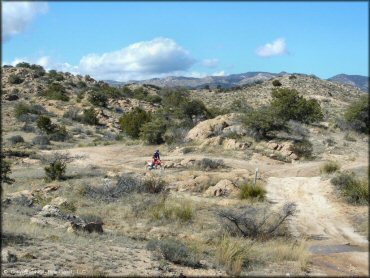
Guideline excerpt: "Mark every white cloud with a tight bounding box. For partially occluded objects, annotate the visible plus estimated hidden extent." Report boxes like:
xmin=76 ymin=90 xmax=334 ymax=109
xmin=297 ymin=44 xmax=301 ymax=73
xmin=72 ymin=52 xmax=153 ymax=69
xmin=201 ymin=58 xmax=219 ymax=68
xmin=256 ymin=38 xmax=288 ymax=57
xmin=2 ymin=2 xmax=48 ymax=41
xmin=78 ymin=37 xmax=196 ymax=81
xmin=212 ymin=70 xmax=226 ymax=77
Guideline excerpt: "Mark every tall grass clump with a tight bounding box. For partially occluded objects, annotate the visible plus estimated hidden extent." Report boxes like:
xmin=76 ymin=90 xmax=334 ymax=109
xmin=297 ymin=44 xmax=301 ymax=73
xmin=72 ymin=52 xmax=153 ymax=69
xmin=238 ymin=182 xmax=266 ymax=201
xmin=320 ymin=161 xmax=340 ymax=174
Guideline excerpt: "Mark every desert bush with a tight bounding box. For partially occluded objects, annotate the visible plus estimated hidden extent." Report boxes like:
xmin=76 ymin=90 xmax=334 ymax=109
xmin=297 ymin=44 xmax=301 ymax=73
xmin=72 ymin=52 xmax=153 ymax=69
xmin=119 ymin=108 xmax=150 ymax=138
xmin=36 ymin=116 xmax=56 ymax=134
xmin=85 ymin=175 xmax=140 ymax=201
xmin=242 ymin=107 xmax=286 ymax=140
xmin=14 ymin=103 xmax=43 ymax=120
xmin=139 ymin=118 xmax=167 ymax=144
xmin=1 ymin=159 xmax=15 ymax=185
xmin=344 ymin=95 xmax=369 ymax=133
xmin=271 ymin=88 xmax=323 ymax=124
xmin=43 ymin=152 xmax=76 ymax=182
xmin=238 ymin=182 xmax=266 ymax=201
xmin=81 ymin=107 xmax=99 ymax=125
xmin=7 ymin=135 xmax=25 ymax=145
xmin=88 ymin=91 xmax=108 ymax=107
xmin=272 ymin=80 xmax=282 ymax=87
xmin=21 ymin=123 xmax=36 ymax=133
xmin=163 ymin=127 xmax=190 ymax=145
xmin=147 ymin=239 xmax=201 ymax=268
xmin=218 ymin=202 xmax=296 ymax=239
xmin=63 ymin=107 xmax=82 ymax=121
xmin=32 ymin=135 xmax=50 ymax=146
xmin=30 ymin=64 xmax=45 ymax=77
xmin=321 ymin=161 xmax=340 ymax=174
xmin=48 ymin=125 xmax=69 ymax=142
xmin=331 ymin=172 xmax=368 ymax=205
xmin=194 ymin=158 xmax=225 ymax=171
xmin=289 ymin=75 xmax=297 ymax=80
xmin=48 ymin=70 xmax=64 ymax=81
xmin=289 ymin=140 xmax=313 ymax=159
xmin=344 ymin=132 xmax=357 ymax=142
xmin=41 ymin=83 xmax=69 ymax=101
xmin=16 ymin=62 xmax=31 ymax=68
xmin=141 ymin=177 xmax=167 ymax=193
xmin=8 ymin=74 xmax=24 ymax=84
xmin=216 ymin=236 xmax=248 ymax=276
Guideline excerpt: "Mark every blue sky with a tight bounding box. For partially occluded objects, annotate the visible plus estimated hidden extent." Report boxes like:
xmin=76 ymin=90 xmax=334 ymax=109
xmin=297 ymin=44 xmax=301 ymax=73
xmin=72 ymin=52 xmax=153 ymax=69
xmin=2 ymin=1 xmax=369 ymax=81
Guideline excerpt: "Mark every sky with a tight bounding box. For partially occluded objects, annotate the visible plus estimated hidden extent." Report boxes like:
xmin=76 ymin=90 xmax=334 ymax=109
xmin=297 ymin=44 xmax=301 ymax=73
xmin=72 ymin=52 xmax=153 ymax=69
xmin=2 ymin=1 xmax=369 ymax=81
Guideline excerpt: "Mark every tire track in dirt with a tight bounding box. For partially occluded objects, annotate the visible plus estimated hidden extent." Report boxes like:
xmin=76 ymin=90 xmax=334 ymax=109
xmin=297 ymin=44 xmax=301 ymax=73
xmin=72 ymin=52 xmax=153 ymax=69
xmin=266 ymin=176 xmax=368 ymax=276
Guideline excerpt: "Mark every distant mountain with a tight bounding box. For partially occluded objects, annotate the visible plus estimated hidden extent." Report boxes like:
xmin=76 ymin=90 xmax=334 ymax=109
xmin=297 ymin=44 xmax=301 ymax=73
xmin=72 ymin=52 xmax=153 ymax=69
xmin=105 ymin=71 xmax=290 ymax=88
xmin=327 ymin=74 xmax=368 ymax=92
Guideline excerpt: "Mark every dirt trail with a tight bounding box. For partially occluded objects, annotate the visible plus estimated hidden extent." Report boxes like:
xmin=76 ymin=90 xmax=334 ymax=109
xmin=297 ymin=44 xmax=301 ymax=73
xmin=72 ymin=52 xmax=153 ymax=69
xmin=42 ymin=144 xmax=368 ymax=276
xmin=266 ymin=176 xmax=368 ymax=276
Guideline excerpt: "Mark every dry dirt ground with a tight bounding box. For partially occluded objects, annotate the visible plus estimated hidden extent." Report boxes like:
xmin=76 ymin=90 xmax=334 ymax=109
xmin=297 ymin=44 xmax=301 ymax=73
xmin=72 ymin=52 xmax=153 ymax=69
xmin=2 ymin=142 xmax=368 ymax=276
xmin=51 ymin=144 xmax=369 ymax=276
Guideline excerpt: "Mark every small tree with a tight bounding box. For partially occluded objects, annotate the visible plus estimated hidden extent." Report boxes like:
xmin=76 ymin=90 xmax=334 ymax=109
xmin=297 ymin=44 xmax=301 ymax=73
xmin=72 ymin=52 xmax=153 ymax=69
xmin=344 ymin=95 xmax=369 ymax=133
xmin=140 ymin=119 xmax=167 ymax=144
xmin=88 ymin=91 xmax=108 ymax=107
xmin=1 ymin=159 xmax=15 ymax=185
xmin=43 ymin=152 xmax=79 ymax=182
xmin=119 ymin=108 xmax=151 ymax=138
xmin=81 ymin=107 xmax=99 ymax=125
xmin=272 ymin=80 xmax=282 ymax=87
xmin=37 ymin=116 xmax=56 ymax=134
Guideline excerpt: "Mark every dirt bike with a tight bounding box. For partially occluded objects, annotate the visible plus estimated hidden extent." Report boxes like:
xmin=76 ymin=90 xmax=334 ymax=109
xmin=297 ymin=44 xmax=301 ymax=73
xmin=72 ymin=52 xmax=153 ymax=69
xmin=145 ymin=160 xmax=164 ymax=171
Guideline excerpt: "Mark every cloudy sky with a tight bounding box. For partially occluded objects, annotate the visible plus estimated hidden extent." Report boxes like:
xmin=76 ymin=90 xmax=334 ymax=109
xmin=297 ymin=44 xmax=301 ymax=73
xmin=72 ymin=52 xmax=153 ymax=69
xmin=2 ymin=1 xmax=369 ymax=81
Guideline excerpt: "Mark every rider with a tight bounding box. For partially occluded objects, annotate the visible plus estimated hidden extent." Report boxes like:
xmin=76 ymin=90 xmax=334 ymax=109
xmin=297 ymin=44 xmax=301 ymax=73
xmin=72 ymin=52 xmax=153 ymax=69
xmin=151 ymin=150 xmax=161 ymax=168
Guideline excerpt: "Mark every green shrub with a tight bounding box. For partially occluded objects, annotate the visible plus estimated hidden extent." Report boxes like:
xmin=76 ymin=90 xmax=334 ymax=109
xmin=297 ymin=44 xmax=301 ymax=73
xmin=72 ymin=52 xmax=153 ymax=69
xmin=119 ymin=108 xmax=150 ymax=138
xmin=81 ymin=108 xmax=99 ymax=125
xmin=147 ymin=239 xmax=201 ymax=268
xmin=16 ymin=62 xmax=31 ymax=68
xmin=321 ymin=161 xmax=340 ymax=174
xmin=8 ymin=74 xmax=24 ymax=84
xmin=272 ymin=80 xmax=282 ymax=87
xmin=48 ymin=125 xmax=69 ymax=142
xmin=238 ymin=182 xmax=266 ymax=201
xmin=8 ymin=135 xmax=25 ymax=145
xmin=1 ymin=160 xmax=15 ymax=185
xmin=289 ymin=140 xmax=313 ymax=159
xmin=30 ymin=64 xmax=45 ymax=77
xmin=44 ymin=160 xmax=67 ymax=181
xmin=37 ymin=116 xmax=56 ymax=134
xmin=139 ymin=118 xmax=167 ymax=144
xmin=242 ymin=107 xmax=286 ymax=140
xmin=271 ymin=88 xmax=323 ymax=124
xmin=344 ymin=95 xmax=369 ymax=133
xmin=88 ymin=91 xmax=108 ymax=107
xmin=331 ymin=172 xmax=368 ymax=205
xmin=14 ymin=103 xmax=35 ymax=119
xmin=48 ymin=70 xmax=64 ymax=81
xmin=41 ymin=83 xmax=69 ymax=101
xmin=289 ymin=75 xmax=297 ymax=80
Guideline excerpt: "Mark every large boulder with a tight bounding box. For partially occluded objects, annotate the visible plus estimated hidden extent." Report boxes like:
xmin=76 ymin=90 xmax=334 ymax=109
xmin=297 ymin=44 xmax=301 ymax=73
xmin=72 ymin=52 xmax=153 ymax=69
xmin=205 ymin=179 xmax=239 ymax=197
xmin=186 ymin=114 xmax=240 ymax=141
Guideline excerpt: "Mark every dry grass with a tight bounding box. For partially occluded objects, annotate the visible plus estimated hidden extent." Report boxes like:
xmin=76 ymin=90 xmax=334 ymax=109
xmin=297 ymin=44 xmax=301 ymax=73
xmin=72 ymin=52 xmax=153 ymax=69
xmin=151 ymin=198 xmax=194 ymax=223
xmin=320 ymin=161 xmax=340 ymax=174
xmin=216 ymin=235 xmax=310 ymax=275
xmin=238 ymin=182 xmax=266 ymax=201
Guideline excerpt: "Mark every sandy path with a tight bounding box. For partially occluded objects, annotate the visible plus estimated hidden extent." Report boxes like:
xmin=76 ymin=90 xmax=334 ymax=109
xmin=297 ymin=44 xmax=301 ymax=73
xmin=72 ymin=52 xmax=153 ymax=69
xmin=266 ymin=176 xmax=368 ymax=276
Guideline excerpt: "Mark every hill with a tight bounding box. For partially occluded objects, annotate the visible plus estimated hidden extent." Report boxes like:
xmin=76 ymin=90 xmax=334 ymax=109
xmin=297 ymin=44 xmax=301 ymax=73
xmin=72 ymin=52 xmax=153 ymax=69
xmin=327 ymin=74 xmax=368 ymax=92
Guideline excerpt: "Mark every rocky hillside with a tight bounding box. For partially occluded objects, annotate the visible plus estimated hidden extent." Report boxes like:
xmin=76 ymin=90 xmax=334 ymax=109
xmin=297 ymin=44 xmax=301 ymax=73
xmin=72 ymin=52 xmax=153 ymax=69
xmin=189 ymin=73 xmax=364 ymax=120
xmin=327 ymin=74 xmax=368 ymax=92
xmin=107 ymin=71 xmax=289 ymax=89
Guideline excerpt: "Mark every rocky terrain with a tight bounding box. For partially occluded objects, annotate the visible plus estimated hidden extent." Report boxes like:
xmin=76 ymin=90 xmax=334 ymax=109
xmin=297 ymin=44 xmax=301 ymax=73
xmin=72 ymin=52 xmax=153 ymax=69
xmin=1 ymin=64 xmax=368 ymax=276
xmin=328 ymin=74 xmax=368 ymax=92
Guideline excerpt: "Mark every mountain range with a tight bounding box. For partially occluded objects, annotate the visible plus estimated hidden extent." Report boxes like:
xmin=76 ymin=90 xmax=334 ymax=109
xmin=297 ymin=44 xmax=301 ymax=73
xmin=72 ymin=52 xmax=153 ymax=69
xmin=105 ymin=72 xmax=368 ymax=92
